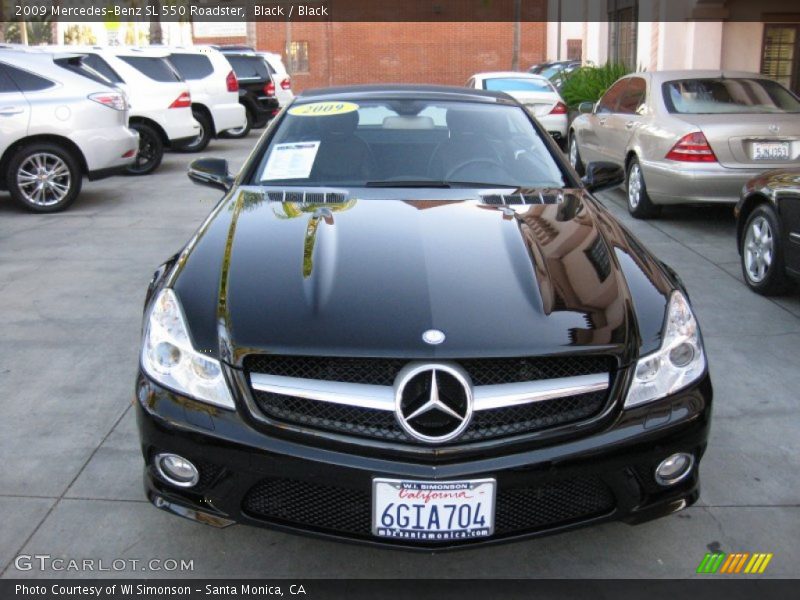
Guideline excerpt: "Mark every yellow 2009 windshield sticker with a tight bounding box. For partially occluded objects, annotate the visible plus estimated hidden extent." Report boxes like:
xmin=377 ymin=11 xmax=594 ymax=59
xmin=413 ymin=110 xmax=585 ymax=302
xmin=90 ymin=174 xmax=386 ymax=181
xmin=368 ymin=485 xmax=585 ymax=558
xmin=288 ymin=101 xmax=359 ymax=117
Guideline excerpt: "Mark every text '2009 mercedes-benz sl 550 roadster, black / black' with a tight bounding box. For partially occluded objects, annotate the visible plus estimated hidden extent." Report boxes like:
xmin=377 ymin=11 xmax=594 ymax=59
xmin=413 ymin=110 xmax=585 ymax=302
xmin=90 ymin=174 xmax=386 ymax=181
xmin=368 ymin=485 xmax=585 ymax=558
xmin=135 ymin=85 xmax=712 ymax=549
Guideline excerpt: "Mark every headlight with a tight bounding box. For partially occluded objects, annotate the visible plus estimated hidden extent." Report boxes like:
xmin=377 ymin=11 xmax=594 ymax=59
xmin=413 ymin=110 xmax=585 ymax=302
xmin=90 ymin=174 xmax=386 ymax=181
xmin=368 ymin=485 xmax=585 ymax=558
xmin=141 ymin=288 xmax=235 ymax=410
xmin=625 ymin=291 xmax=706 ymax=408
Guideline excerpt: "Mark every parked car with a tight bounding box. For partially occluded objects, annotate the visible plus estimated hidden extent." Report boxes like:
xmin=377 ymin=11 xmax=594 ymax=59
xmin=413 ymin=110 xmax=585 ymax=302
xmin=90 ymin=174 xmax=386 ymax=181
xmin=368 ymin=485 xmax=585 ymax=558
xmin=161 ymin=45 xmax=246 ymax=152
xmin=529 ymin=60 xmax=581 ymax=81
xmin=736 ymin=169 xmax=800 ymax=295
xmin=259 ymin=51 xmax=293 ymax=108
xmin=136 ymin=85 xmax=711 ymax=549
xmin=216 ymin=48 xmax=281 ymax=138
xmin=467 ymin=71 xmax=568 ymax=147
xmin=569 ymin=70 xmax=800 ymax=218
xmin=0 ymin=48 xmax=138 ymax=212
xmin=51 ymin=46 xmax=200 ymax=175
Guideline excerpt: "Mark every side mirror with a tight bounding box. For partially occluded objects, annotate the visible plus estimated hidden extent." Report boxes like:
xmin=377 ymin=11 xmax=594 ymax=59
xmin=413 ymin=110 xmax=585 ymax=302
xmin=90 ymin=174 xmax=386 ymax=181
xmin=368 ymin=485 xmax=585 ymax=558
xmin=188 ymin=158 xmax=234 ymax=192
xmin=578 ymin=101 xmax=594 ymax=114
xmin=581 ymin=161 xmax=625 ymax=193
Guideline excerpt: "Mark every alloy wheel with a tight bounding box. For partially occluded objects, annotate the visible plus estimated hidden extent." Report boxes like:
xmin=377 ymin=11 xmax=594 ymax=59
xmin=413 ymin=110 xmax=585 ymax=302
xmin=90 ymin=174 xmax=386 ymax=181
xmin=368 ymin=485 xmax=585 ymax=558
xmin=628 ymin=164 xmax=642 ymax=210
xmin=569 ymin=138 xmax=578 ymax=168
xmin=744 ymin=216 xmax=774 ymax=283
xmin=134 ymin=131 xmax=158 ymax=172
xmin=16 ymin=152 xmax=72 ymax=208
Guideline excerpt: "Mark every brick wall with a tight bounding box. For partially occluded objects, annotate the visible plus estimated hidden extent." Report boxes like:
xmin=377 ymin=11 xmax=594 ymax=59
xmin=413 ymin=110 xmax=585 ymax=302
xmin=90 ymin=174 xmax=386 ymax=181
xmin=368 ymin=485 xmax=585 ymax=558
xmin=196 ymin=21 xmax=547 ymax=93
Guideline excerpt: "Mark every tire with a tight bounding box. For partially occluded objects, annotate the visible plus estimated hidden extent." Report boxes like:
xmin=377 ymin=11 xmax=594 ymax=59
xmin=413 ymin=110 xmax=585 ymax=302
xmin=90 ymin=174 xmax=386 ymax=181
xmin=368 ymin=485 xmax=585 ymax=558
xmin=126 ymin=122 xmax=163 ymax=176
xmin=626 ymin=158 xmax=661 ymax=219
xmin=221 ymin=108 xmax=252 ymax=139
xmin=6 ymin=142 xmax=82 ymax=213
xmin=174 ymin=109 xmax=212 ymax=153
xmin=568 ymin=133 xmax=585 ymax=176
xmin=740 ymin=203 xmax=792 ymax=296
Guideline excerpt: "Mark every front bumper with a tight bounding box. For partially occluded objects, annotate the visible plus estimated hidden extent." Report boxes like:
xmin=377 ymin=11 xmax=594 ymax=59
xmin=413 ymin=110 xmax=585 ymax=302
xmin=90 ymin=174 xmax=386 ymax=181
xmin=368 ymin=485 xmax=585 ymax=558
xmin=641 ymin=159 xmax=770 ymax=204
xmin=135 ymin=370 xmax=712 ymax=550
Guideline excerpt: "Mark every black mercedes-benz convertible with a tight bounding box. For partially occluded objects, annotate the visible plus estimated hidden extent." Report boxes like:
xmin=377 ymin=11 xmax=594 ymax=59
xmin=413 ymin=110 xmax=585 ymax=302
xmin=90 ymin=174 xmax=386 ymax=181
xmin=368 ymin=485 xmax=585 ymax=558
xmin=135 ymin=85 xmax=712 ymax=549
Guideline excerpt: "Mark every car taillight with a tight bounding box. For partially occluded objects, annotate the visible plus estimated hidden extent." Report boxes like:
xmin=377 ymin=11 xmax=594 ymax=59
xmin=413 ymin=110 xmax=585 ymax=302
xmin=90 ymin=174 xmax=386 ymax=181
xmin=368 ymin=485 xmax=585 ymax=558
xmin=665 ymin=132 xmax=717 ymax=162
xmin=88 ymin=92 xmax=126 ymax=111
xmin=549 ymin=101 xmax=568 ymax=115
xmin=280 ymin=77 xmax=291 ymax=90
xmin=226 ymin=70 xmax=238 ymax=92
xmin=169 ymin=91 xmax=192 ymax=109
xmin=264 ymin=81 xmax=275 ymax=97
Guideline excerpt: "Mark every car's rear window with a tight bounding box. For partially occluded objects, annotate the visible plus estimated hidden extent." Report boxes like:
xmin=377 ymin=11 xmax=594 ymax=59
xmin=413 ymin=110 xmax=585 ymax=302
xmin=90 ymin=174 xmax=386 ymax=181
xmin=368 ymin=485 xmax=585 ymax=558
xmin=483 ymin=78 xmax=553 ymax=92
xmin=226 ymin=55 xmax=271 ymax=80
xmin=252 ymin=99 xmax=566 ymax=189
xmin=168 ymin=53 xmax=214 ymax=80
xmin=662 ymin=78 xmax=800 ymax=114
xmin=82 ymin=54 xmax=123 ymax=83
xmin=118 ymin=56 xmax=182 ymax=82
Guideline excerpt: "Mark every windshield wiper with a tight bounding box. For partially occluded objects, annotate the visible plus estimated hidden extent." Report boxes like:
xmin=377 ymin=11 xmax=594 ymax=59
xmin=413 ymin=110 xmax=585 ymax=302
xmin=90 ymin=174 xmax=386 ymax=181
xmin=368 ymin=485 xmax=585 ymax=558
xmin=365 ymin=180 xmax=451 ymax=188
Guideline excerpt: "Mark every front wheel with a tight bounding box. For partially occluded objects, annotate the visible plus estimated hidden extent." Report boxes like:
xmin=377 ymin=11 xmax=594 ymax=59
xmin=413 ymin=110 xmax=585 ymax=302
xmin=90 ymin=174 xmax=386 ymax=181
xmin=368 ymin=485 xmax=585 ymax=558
xmin=740 ymin=204 xmax=792 ymax=296
xmin=126 ymin=122 xmax=163 ymax=176
xmin=7 ymin=143 xmax=82 ymax=213
xmin=626 ymin=159 xmax=660 ymax=219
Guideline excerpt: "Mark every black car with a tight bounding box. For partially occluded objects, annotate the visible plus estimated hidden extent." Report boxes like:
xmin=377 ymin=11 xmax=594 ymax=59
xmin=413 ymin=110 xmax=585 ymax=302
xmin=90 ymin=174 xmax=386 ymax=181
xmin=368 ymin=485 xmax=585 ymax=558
xmin=529 ymin=60 xmax=581 ymax=91
xmin=216 ymin=48 xmax=280 ymax=137
xmin=736 ymin=169 xmax=800 ymax=295
xmin=136 ymin=85 xmax=712 ymax=549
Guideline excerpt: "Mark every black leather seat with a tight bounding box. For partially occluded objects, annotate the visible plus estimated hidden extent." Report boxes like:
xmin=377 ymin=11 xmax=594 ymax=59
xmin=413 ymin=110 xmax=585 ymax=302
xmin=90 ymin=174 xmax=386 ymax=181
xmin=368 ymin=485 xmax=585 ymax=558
xmin=309 ymin=112 xmax=375 ymax=182
xmin=428 ymin=109 xmax=507 ymax=180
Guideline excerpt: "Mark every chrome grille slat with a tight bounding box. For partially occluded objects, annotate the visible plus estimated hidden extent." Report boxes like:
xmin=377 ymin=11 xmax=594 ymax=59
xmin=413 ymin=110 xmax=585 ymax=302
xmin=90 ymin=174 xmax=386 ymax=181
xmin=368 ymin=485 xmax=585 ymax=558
xmin=244 ymin=355 xmax=613 ymax=445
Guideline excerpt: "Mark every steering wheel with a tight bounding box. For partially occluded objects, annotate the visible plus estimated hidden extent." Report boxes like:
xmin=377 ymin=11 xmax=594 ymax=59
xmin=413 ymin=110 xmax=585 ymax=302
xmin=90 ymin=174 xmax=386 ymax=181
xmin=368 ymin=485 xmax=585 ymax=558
xmin=445 ymin=158 xmax=509 ymax=182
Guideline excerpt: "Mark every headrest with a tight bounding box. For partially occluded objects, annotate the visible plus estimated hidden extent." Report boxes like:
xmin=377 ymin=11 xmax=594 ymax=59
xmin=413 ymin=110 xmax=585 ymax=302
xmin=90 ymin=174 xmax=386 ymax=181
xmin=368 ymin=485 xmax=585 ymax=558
xmin=321 ymin=111 xmax=359 ymax=136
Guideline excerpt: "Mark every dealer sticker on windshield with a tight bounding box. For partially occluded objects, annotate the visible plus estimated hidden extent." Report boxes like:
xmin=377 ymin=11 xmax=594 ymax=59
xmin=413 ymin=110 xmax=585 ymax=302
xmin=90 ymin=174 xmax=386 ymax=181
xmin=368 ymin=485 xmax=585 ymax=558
xmin=288 ymin=101 xmax=360 ymax=117
xmin=372 ymin=478 xmax=496 ymax=542
xmin=260 ymin=141 xmax=320 ymax=180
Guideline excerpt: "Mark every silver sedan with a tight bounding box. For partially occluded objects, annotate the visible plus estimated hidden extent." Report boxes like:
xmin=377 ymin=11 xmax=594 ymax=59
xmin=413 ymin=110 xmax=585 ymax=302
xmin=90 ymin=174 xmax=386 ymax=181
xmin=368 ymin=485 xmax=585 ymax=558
xmin=568 ymin=70 xmax=800 ymax=218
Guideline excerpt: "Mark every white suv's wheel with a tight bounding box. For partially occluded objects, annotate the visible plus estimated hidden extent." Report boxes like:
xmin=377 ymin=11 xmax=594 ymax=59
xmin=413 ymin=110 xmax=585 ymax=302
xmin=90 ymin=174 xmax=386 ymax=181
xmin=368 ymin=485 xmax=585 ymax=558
xmin=7 ymin=143 xmax=82 ymax=213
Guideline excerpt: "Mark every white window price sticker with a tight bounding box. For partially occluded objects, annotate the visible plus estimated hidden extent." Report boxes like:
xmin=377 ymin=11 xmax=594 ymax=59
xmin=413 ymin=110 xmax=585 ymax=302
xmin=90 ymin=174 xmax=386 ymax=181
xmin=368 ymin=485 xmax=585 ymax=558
xmin=261 ymin=141 xmax=321 ymax=181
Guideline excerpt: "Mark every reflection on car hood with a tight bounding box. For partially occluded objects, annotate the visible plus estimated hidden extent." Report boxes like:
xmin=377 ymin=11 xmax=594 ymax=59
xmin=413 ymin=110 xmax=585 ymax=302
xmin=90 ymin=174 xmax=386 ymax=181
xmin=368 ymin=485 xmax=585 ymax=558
xmin=172 ymin=187 xmax=675 ymax=365
xmin=169 ymin=187 xmax=674 ymax=365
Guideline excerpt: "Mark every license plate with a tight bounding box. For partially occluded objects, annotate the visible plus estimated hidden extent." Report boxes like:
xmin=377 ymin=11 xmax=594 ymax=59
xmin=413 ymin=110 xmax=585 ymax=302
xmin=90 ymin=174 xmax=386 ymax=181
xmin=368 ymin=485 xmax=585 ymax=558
xmin=752 ymin=142 xmax=790 ymax=160
xmin=372 ymin=478 xmax=496 ymax=542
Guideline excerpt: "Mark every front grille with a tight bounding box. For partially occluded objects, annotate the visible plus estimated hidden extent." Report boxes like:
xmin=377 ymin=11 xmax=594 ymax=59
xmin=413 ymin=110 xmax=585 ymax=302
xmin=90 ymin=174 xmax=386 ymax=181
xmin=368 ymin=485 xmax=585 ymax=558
xmin=243 ymin=354 xmax=611 ymax=387
xmin=252 ymin=388 xmax=607 ymax=444
xmin=241 ymin=476 xmax=615 ymax=542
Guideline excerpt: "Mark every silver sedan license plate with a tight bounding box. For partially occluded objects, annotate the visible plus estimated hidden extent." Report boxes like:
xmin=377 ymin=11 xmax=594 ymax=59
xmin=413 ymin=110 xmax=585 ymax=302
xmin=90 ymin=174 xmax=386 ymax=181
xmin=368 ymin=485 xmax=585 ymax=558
xmin=372 ymin=478 xmax=496 ymax=542
xmin=752 ymin=142 xmax=790 ymax=160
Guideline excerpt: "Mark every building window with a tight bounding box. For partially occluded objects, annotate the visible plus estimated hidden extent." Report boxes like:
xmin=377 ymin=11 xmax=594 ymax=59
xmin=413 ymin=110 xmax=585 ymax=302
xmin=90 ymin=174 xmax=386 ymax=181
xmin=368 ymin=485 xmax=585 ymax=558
xmin=762 ymin=24 xmax=799 ymax=94
xmin=566 ymin=39 xmax=583 ymax=61
xmin=608 ymin=0 xmax=637 ymax=69
xmin=288 ymin=41 xmax=310 ymax=74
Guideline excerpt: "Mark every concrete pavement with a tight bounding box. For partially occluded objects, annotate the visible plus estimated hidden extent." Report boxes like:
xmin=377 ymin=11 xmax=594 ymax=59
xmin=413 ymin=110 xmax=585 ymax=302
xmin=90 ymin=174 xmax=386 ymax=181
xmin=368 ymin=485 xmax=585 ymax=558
xmin=1 ymin=136 xmax=798 ymax=578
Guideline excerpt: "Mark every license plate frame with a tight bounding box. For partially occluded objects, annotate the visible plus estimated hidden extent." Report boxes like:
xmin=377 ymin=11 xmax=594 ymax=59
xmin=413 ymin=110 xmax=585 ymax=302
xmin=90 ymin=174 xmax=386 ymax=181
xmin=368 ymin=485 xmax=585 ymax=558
xmin=752 ymin=141 xmax=790 ymax=161
xmin=372 ymin=477 xmax=496 ymax=542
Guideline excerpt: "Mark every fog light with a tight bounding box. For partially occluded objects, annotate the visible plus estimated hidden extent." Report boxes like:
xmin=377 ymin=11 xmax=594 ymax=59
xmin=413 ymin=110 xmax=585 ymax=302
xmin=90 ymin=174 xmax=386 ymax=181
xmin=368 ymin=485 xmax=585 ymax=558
xmin=155 ymin=453 xmax=199 ymax=488
xmin=655 ymin=452 xmax=694 ymax=486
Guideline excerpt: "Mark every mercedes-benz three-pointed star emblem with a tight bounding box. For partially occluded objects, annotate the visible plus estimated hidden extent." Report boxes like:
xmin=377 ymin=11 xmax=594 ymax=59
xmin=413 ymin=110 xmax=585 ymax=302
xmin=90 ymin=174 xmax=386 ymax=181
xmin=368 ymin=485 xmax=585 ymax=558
xmin=394 ymin=362 xmax=473 ymax=444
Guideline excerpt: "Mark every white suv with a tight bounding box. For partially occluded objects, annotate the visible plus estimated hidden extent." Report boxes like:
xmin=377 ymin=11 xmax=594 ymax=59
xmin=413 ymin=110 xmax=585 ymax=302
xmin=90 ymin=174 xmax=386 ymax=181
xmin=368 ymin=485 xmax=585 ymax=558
xmin=0 ymin=48 xmax=138 ymax=212
xmin=57 ymin=46 xmax=200 ymax=175
xmin=163 ymin=46 xmax=246 ymax=152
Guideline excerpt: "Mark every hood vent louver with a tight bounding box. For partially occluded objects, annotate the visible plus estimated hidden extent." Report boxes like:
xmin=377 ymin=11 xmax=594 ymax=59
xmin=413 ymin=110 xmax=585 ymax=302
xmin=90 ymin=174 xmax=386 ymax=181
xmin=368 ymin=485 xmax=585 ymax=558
xmin=479 ymin=191 xmax=565 ymax=206
xmin=266 ymin=190 xmax=348 ymax=204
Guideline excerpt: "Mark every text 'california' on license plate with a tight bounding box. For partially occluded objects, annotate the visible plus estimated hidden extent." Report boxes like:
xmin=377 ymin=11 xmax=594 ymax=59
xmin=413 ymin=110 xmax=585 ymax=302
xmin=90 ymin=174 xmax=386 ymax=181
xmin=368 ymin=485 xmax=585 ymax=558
xmin=752 ymin=141 xmax=790 ymax=160
xmin=372 ymin=478 xmax=496 ymax=542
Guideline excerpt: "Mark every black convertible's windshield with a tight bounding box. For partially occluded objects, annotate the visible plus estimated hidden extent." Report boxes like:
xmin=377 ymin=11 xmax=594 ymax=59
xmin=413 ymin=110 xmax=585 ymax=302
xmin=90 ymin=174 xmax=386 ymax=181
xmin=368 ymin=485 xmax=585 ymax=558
xmin=253 ymin=99 xmax=566 ymax=188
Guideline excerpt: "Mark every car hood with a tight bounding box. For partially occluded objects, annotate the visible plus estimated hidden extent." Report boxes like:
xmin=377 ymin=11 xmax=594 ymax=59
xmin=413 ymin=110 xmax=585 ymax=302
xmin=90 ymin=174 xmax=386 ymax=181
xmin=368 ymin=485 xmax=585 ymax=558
xmin=173 ymin=187 xmax=673 ymax=366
